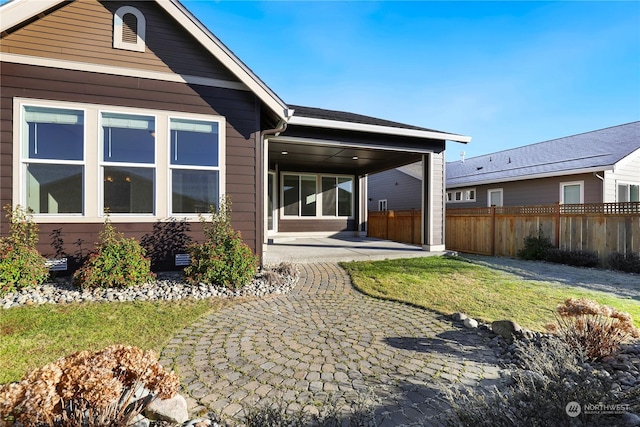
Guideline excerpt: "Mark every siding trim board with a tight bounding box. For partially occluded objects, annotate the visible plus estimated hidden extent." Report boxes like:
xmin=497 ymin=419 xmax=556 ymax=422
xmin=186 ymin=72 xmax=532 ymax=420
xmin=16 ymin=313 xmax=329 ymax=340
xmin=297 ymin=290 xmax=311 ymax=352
xmin=0 ymin=53 xmax=250 ymax=92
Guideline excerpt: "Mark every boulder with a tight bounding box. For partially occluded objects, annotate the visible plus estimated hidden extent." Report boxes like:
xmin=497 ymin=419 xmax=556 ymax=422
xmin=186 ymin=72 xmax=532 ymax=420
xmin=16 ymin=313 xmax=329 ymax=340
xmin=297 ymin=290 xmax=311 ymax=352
xmin=451 ymin=312 xmax=468 ymax=322
xmin=491 ymin=320 xmax=522 ymax=340
xmin=145 ymin=394 xmax=189 ymax=424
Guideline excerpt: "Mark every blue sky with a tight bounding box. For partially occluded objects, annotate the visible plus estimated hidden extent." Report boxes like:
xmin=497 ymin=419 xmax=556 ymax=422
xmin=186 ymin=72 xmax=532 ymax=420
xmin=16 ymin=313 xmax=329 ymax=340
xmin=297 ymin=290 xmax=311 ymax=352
xmin=183 ymin=0 xmax=640 ymax=160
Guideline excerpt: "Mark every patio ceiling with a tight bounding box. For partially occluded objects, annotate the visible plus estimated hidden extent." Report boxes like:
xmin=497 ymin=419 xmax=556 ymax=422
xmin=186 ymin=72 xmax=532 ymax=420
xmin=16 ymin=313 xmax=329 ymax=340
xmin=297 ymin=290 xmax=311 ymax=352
xmin=268 ymin=139 xmax=424 ymax=176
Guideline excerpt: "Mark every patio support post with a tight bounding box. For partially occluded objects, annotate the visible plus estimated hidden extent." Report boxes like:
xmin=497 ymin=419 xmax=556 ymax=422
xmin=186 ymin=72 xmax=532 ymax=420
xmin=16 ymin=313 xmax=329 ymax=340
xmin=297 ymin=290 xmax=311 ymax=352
xmin=421 ymin=153 xmax=446 ymax=251
xmin=358 ymin=174 xmax=368 ymax=237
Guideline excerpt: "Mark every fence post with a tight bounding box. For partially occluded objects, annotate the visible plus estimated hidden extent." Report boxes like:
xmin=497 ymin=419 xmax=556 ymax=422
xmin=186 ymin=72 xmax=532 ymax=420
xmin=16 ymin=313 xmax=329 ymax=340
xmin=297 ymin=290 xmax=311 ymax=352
xmin=490 ymin=206 xmax=496 ymax=256
xmin=555 ymin=203 xmax=561 ymax=248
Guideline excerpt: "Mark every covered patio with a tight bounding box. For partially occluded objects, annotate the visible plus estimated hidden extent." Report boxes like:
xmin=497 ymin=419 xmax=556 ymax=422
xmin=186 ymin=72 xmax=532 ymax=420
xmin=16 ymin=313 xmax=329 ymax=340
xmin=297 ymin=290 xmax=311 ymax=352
xmin=262 ymin=105 xmax=471 ymax=257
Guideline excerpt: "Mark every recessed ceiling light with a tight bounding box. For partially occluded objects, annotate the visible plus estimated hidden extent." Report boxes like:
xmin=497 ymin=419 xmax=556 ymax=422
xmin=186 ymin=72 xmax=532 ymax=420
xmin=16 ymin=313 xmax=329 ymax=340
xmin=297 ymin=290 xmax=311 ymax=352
xmin=281 ymin=151 xmax=288 ymax=155
xmin=352 ymin=156 xmax=359 ymax=160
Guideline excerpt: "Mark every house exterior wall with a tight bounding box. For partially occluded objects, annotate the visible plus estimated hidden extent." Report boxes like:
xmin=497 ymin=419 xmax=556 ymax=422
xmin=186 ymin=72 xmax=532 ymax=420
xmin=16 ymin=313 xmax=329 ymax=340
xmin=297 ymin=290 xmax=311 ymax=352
xmin=604 ymin=149 xmax=640 ymax=202
xmin=0 ymin=0 xmax=240 ymax=83
xmin=0 ymin=0 xmax=263 ymax=259
xmin=367 ymin=169 xmax=422 ymax=211
xmin=446 ymin=173 xmax=604 ymax=208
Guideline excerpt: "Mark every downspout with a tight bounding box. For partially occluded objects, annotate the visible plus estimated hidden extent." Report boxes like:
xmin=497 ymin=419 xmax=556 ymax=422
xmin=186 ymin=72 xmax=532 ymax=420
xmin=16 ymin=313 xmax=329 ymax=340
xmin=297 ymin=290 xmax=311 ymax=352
xmin=259 ymin=120 xmax=288 ymax=259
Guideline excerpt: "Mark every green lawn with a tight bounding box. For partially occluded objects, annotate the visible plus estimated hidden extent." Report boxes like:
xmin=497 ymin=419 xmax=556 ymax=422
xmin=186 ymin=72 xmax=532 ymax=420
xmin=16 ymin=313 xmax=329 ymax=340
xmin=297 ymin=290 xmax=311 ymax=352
xmin=0 ymin=298 xmax=234 ymax=384
xmin=341 ymin=256 xmax=640 ymax=331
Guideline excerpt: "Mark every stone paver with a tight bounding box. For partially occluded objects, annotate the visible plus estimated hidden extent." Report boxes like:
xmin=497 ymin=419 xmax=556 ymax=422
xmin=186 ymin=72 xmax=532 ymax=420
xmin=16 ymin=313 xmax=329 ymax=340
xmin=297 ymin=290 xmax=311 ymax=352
xmin=161 ymin=263 xmax=506 ymax=426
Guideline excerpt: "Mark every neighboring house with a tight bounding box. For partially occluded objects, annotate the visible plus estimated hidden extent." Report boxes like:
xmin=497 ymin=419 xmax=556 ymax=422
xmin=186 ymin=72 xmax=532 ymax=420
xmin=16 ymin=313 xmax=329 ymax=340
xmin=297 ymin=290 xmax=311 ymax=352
xmin=0 ymin=0 xmax=470 ymax=263
xmin=369 ymin=122 xmax=640 ymax=210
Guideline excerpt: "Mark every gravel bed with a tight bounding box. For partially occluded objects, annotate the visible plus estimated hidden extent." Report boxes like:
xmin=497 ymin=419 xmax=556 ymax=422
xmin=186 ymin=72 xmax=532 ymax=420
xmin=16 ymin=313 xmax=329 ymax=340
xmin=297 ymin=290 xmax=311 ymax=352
xmin=1 ymin=266 xmax=299 ymax=309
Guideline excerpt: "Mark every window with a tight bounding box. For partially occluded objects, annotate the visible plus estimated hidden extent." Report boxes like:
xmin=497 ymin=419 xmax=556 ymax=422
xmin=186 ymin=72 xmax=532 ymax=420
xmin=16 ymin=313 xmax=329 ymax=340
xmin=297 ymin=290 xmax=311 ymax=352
xmin=378 ymin=199 xmax=388 ymax=211
xmin=617 ymin=183 xmax=640 ymax=202
xmin=170 ymin=118 xmax=220 ymax=214
xmin=282 ymin=173 xmax=353 ymax=218
xmin=560 ymin=181 xmax=583 ymax=204
xmin=113 ymin=6 xmax=146 ymax=52
xmin=15 ymin=99 xmax=225 ymax=221
xmin=487 ymin=188 xmax=503 ymax=207
xmin=101 ymin=112 xmax=155 ymax=214
xmin=22 ymin=106 xmax=84 ymax=214
xmin=446 ymin=188 xmax=476 ymax=203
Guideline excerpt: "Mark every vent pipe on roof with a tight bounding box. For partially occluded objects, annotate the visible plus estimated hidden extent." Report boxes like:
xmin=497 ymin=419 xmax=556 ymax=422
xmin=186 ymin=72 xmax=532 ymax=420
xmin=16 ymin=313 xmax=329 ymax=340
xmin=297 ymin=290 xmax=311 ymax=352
xmin=460 ymin=151 xmax=465 ymax=163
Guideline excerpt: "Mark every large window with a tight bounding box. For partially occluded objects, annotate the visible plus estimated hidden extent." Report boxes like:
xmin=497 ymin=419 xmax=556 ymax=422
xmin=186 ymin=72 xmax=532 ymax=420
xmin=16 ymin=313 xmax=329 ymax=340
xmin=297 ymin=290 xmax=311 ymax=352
xmin=282 ymin=173 xmax=353 ymax=218
xmin=101 ymin=112 xmax=155 ymax=214
xmin=617 ymin=183 xmax=640 ymax=202
xmin=16 ymin=99 xmax=225 ymax=221
xmin=170 ymin=118 xmax=220 ymax=214
xmin=22 ymin=106 xmax=84 ymax=214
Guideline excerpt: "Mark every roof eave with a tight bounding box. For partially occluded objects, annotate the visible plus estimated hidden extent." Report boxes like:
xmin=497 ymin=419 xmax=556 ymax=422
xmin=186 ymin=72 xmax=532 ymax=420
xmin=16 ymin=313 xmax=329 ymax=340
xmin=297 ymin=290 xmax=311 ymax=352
xmin=446 ymin=165 xmax=615 ymax=189
xmin=288 ymin=116 xmax=472 ymax=143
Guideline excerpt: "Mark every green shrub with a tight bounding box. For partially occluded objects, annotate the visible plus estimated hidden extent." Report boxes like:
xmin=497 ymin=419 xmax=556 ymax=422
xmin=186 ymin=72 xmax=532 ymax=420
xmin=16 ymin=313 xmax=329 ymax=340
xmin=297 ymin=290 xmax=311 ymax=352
xmin=545 ymin=249 xmax=600 ymax=268
xmin=0 ymin=205 xmax=49 ymax=294
xmin=73 ymin=216 xmax=155 ymax=289
xmin=606 ymin=251 xmax=640 ymax=273
xmin=517 ymin=227 xmax=554 ymax=260
xmin=184 ymin=197 xmax=258 ymax=289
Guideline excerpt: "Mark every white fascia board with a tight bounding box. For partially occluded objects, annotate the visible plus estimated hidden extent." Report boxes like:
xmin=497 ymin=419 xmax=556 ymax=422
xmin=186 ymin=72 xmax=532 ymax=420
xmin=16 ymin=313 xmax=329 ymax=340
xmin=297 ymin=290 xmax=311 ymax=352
xmin=0 ymin=52 xmax=249 ymax=91
xmin=270 ymin=135 xmax=437 ymax=154
xmin=160 ymin=0 xmax=291 ymax=120
xmin=0 ymin=0 xmax=61 ymax=32
xmin=445 ymin=165 xmax=615 ymax=189
xmin=288 ymin=116 xmax=472 ymax=143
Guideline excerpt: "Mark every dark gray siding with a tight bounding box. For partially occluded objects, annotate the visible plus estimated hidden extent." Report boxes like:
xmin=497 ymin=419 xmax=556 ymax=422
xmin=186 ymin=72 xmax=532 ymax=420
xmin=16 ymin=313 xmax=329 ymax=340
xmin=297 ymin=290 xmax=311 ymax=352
xmin=446 ymin=173 xmax=604 ymax=208
xmin=367 ymin=169 xmax=422 ymax=211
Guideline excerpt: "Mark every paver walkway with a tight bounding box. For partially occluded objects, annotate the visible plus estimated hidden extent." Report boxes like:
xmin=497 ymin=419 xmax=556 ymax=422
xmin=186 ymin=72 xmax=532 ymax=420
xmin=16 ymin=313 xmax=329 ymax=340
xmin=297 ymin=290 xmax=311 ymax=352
xmin=160 ymin=263 xmax=505 ymax=426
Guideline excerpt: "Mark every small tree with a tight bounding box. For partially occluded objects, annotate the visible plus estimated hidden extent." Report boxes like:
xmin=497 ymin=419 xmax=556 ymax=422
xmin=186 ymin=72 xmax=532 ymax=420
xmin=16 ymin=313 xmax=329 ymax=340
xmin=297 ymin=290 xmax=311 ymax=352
xmin=0 ymin=205 xmax=49 ymax=294
xmin=184 ymin=196 xmax=259 ymax=289
xmin=73 ymin=214 xmax=155 ymax=288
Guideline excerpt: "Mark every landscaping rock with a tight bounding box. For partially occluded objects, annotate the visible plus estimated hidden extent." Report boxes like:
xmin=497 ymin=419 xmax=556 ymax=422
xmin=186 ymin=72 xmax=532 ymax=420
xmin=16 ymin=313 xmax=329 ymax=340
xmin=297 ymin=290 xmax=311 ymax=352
xmin=451 ymin=312 xmax=468 ymax=322
xmin=491 ymin=320 xmax=522 ymax=341
xmin=130 ymin=414 xmax=150 ymax=427
xmin=463 ymin=318 xmax=478 ymax=329
xmin=622 ymin=412 xmax=640 ymax=427
xmin=145 ymin=394 xmax=189 ymax=424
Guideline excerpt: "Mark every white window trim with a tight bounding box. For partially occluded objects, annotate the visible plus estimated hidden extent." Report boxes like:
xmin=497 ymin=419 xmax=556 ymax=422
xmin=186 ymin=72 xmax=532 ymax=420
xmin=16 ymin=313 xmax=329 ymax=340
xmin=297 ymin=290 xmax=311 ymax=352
xmin=280 ymin=172 xmax=355 ymax=220
xmin=487 ymin=188 xmax=503 ymax=207
xmin=13 ymin=98 xmax=225 ymax=223
xmin=378 ymin=199 xmax=387 ymax=211
xmin=560 ymin=180 xmax=584 ymax=204
xmin=446 ymin=188 xmax=476 ymax=204
xmin=113 ymin=6 xmax=146 ymax=53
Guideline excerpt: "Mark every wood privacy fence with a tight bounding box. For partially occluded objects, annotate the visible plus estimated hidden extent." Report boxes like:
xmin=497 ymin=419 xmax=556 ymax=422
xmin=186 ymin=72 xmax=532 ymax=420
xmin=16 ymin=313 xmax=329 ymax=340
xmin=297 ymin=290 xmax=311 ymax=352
xmin=445 ymin=202 xmax=640 ymax=264
xmin=368 ymin=210 xmax=421 ymax=245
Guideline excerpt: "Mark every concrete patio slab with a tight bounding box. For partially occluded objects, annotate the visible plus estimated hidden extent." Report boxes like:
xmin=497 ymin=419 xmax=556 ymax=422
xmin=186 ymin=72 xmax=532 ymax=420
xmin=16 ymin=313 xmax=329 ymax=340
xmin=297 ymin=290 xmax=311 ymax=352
xmin=263 ymin=236 xmax=447 ymax=264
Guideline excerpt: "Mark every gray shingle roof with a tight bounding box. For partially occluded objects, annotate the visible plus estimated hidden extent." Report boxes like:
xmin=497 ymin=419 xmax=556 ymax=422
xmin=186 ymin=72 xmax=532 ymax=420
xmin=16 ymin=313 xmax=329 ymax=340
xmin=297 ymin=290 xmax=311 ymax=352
xmin=289 ymin=104 xmax=445 ymax=133
xmin=446 ymin=122 xmax=640 ymax=187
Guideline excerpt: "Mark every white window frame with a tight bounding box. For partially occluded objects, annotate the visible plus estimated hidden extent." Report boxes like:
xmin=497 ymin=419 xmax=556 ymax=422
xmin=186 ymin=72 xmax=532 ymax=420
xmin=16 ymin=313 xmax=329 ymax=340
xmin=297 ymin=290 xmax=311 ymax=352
xmin=113 ymin=6 xmax=146 ymax=52
xmin=378 ymin=199 xmax=387 ymax=211
xmin=280 ymin=172 xmax=355 ymax=219
xmin=487 ymin=188 xmax=503 ymax=207
xmin=13 ymin=98 xmax=225 ymax=223
xmin=446 ymin=188 xmax=476 ymax=203
xmin=617 ymin=181 xmax=640 ymax=202
xmin=560 ymin=181 xmax=584 ymax=204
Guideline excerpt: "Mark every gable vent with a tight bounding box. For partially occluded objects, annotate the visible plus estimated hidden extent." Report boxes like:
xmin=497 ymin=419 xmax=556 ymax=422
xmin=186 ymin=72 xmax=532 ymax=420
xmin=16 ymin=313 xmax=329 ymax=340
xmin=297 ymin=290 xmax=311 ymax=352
xmin=122 ymin=13 xmax=138 ymax=44
xmin=113 ymin=6 xmax=146 ymax=52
